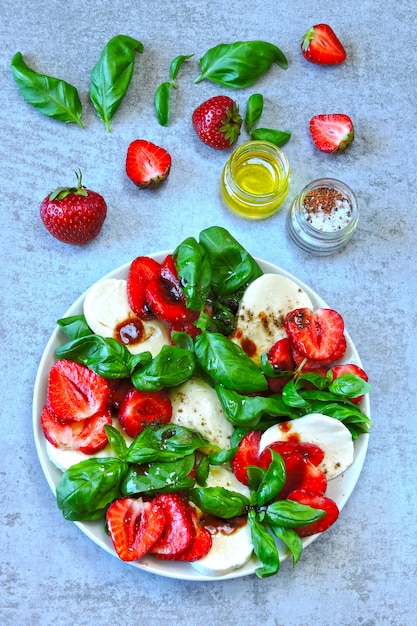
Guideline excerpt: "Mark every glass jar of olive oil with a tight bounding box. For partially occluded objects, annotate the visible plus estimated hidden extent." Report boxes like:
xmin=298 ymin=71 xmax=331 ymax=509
xmin=221 ymin=141 xmax=290 ymax=219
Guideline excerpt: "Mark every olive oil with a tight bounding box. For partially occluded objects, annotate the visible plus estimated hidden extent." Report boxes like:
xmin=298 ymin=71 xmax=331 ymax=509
xmin=221 ymin=141 xmax=290 ymax=219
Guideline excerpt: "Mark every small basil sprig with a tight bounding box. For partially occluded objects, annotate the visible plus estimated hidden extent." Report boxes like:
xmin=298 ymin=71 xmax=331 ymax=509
xmin=89 ymin=35 xmax=143 ymax=131
xmin=11 ymin=52 xmax=83 ymax=127
xmin=155 ymin=53 xmax=193 ymax=126
xmin=173 ymin=236 xmax=212 ymax=310
xmin=195 ymin=40 xmax=288 ymax=88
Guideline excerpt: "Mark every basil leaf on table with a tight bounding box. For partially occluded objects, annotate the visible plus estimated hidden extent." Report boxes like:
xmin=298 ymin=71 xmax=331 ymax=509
xmin=245 ymin=93 xmax=264 ymax=132
xmin=189 ymin=486 xmax=250 ymax=518
xmin=131 ymin=345 xmax=195 ymax=391
xmin=11 ymin=52 xmax=83 ymax=127
xmin=195 ymin=41 xmax=288 ymax=88
xmin=174 ymin=236 xmax=212 ymax=311
xmin=89 ymin=34 xmax=143 ymax=131
xmin=154 ymin=81 xmax=172 ymax=126
xmin=194 ymin=331 xmax=268 ymax=394
xmin=199 ymin=225 xmax=263 ymax=297
xmin=250 ymin=128 xmax=291 ymax=147
xmin=56 ymin=458 xmax=128 ymax=521
xmin=169 ymin=53 xmax=194 ymax=82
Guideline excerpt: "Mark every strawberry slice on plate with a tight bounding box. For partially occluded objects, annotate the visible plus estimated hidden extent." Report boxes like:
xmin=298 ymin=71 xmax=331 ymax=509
xmin=169 ymin=505 xmax=212 ymax=562
xmin=284 ymin=308 xmax=345 ymax=361
xmin=309 ymin=114 xmax=354 ymax=153
xmin=40 ymin=405 xmax=112 ymax=454
xmin=150 ymin=493 xmax=196 ymax=559
xmin=145 ymin=278 xmax=196 ymax=323
xmin=287 ymin=489 xmax=339 ymax=537
xmin=106 ymin=497 xmax=166 ymax=561
xmin=301 ymin=24 xmax=346 ymax=65
xmin=125 ymin=140 xmax=172 ymax=188
xmin=127 ymin=255 xmax=162 ymax=320
xmin=47 ymin=360 xmax=111 ymax=423
xmin=118 ymin=389 xmax=172 ymax=438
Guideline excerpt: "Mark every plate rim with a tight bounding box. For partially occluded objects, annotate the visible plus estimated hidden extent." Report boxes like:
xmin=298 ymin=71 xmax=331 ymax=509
xmin=32 ymin=252 xmax=370 ymax=581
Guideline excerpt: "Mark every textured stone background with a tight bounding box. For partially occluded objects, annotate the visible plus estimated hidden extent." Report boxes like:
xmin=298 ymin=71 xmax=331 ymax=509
xmin=1 ymin=1 xmax=416 ymax=624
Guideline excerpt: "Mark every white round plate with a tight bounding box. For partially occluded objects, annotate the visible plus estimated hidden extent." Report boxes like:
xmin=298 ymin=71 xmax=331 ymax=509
xmin=33 ymin=253 xmax=370 ymax=581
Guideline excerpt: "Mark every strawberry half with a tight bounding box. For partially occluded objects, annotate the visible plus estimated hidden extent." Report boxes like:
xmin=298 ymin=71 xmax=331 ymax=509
xmin=40 ymin=170 xmax=107 ymax=245
xmin=126 ymin=140 xmax=172 ymax=188
xmin=287 ymin=489 xmax=339 ymax=537
xmin=192 ymin=95 xmax=242 ymax=150
xmin=40 ymin=405 xmax=112 ymax=454
xmin=309 ymin=114 xmax=354 ymax=153
xmin=118 ymin=389 xmax=173 ymax=438
xmin=47 ymin=360 xmax=111 ymax=423
xmin=127 ymin=256 xmax=162 ymax=320
xmin=301 ymin=24 xmax=346 ymax=65
xmin=106 ymin=497 xmax=166 ymax=561
xmin=173 ymin=506 xmax=212 ymax=562
xmin=150 ymin=493 xmax=196 ymax=559
xmin=284 ymin=308 xmax=345 ymax=361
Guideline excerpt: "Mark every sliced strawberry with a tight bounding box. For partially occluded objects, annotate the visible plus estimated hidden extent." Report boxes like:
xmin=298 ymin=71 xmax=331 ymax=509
xmin=108 ymin=378 xmax=136 ymax=410
xmin=260 ymin=440 xmax=325 ymax=468
xmin=232 ymin=430 xmax=268 ymax=486
xmin=145 ymin=278 xmax=194 ymax=323
xmin=160 ymin=254 xmax=185 ymax=302
xmin=127 ymin=256 xmax=161 ymax=320
xmin=169 ymin=318 xmax=202 ymax=340
xmin=268 ymin=337 xmax=295 ymax=372
xmin=330 ymin=363 xmax=369 ymax=405
xmin=119 ymin=389 xmax=172 ymax=438
xmin=125 ymin=140 xmax=172 ymax=189
xmin=301 ymin=24 xmax=346 ymax=65
xmin=106 ymin=497 xmax=166 ymax=561
xmin=287 ymin=489 xmax=339 ymax=537
xmin=292 ymin=334 xmax=347 ymax=371
xmin=262 ymin=450 xmax=327 ymax=499
xmin=40 ymin=405 xmax=112 ymax=454
xmin=166 ymin=504 xmax=212 ymax=562
xmin=150 ymin=493 xmax=196 ymax=558
xmin=284 ymin=308 xmax=345 ymax=361
xmin=47 ymin=360 xmax=111 ymax=423
xmin=309 ymin=114 xmax=354 ymax=153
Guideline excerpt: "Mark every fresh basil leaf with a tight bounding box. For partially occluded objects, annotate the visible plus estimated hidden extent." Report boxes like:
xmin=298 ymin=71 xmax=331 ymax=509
xmin=282 ymin=378 xmax=312 ymax=409
xmin=216 ymin=385 xmax=300 ymax=427
xmin=171 ymin=330 xmax=195 ymax=351
xmin=169 ymin=53 xmax=194 ymax=82
xmin=104 ymin=425 xmax=129 ymax=460
xmin=194 ymin=332 xmax=268 ymax=394
xmin=131 ymin=345 xmax=195 ymax=391
xmin=248 ymin=510 xmax=279 ymax=578
xmin=195 ymin=455 xmax=210 ymax=486
xmin=256 ymin=450 xmax=286 ymax=506
xmin=329 ymin=373 xmax=371 ymax=398
xmin=199 ymin=226 xmax=263 ymax=296
xmin=56 ymin=458 xmax=128 ymax=521
xmin=154 ymin=81 xmax=172 ymax=126
xmin=265 ymin=500 xmax=325 ymax=528
xmin=154 ymin=424 xmax=209 ymax=454
xmin=268 ymin=524 xmax=303 ymax=566
xmin=189 ymin=486 xmax=250 ymax=518
xmin=259 ymin=352 xmax=293 ymax=379
xmin=245 ymin=93 xmax=264 ymax=132
xmin=11 ymin=52 xmax=83 ymax=127
xmin=56 ymin=315 xmax=92 ymax=340
xmin=195 ymin=41 xmax=288 ymax=88
xmin=122 ymin=454 xmax=195 ymax=495
xmin=297 ymin=372 xmax=330 ymax=390
xmin=250 ymin=128 xmax=291 ymax=147
xmin=306 ymin=402 xmax=372 ymax=438
xmin=174 ymin=237 xmax=212 ymax=311
xmin=89 ymin=35 xmax=143 ymax=131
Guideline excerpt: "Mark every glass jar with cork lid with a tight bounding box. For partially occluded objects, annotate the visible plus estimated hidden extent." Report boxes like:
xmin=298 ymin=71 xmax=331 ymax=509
xmin=287 ymin=178 xmax=359 ymax=255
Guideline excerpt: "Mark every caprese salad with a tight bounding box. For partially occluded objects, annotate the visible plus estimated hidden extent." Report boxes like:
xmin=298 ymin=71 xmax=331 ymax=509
xmin=38 ymin=226 xmax=371 ymax=578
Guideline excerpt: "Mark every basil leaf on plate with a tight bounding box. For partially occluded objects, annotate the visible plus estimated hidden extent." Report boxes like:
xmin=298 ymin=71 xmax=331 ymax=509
xmin=267 ymin=524 xmax=303 ymax=566
xmin=265 ymin=499 xmax=325 ymax=528
xmin=189 ymin=486 xmax=250 ymax=518
xmin=195 ymin=40 xmax=288 ymax=88
xmin=89 ymin=34 xmax=143 ymax=131
xmin=131 ymin=345 xmax=195 ymax=391
xmin=329 ymin=373 xmax=371 ymax=398
xmin=56 ymin=457 xmax=128 ymax=521
xmin=245 ymin=93 xmax=264 ymax=132
xmin=57 ymin=315 xmax=92 ymax=340
xmin=248 ymin=509 xmax=280 ymax=578
xmin=122 ymin=454 xmax=196 ymax=495
xmin=255 ymin=450 xmax=286 ymax=506
xmin=174 ymin=236 xmax=212 ymax=311
xmin=250 ymin=128 xmax=291 ymax=147
xmin=216 ymin=385 xmax=300 ymax=427
xmin=11 ymin=52 xmax=83 ymax=126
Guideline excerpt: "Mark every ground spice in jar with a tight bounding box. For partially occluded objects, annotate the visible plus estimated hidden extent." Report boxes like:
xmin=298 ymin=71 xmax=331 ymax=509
xmin=301 ymin=186 xmax=353 ymax=232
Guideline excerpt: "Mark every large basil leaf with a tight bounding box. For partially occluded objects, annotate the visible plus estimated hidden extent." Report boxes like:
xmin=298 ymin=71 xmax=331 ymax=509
xmin=216 ymin=386 xmax=300 ymax=427
xmin=56 ymin=457 xmax=128 ymax=521
xmin=11 ymin=52 xmax=83 ymax=126
xmin=199 ymin=226 xmax=263 ymax=296
xmin=174 ymin=236 xmax=212 ymax=310
xmin=189 ymin=486 xmax=250 ymax=518
xmin=265 ymin=500 xmax=325 ymax=528
xmin=126 ymin=424 xmax=209 ymax=464
xmin=122 ymin=454 xmax=195 ymax=495
xmin=194 ymin=332 xmax=268 ymax=394
xmin=131 ymin=345 xmax=195 ymax=390
xmin=195 ymin=41 xmax=288 ymax=88
xmin=90 ymin=35 xmax=143 ymax=131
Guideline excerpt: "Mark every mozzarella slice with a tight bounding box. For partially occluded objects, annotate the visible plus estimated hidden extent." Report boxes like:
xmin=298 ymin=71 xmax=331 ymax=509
xmin=230 ymin=273 xmax=313 ymax=365
xmin=259 ymin=413 xmax=354 ymax=480
xmin=192 ymin=467 xmax=253 ymax=576
xmin=46 ymin=418 xmax=133 ymax=472
xmin=83 ymin=278 xmax=170 ymax=357
xmin=169 ymin=378 xmax=233 ymax=450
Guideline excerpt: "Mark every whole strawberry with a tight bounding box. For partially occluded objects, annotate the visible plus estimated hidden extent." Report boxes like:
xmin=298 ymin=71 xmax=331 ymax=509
xmin=40 ymin=170 xmax=107 ymax=245
xmin=192 ymin=95 xmax=242 ymax=150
